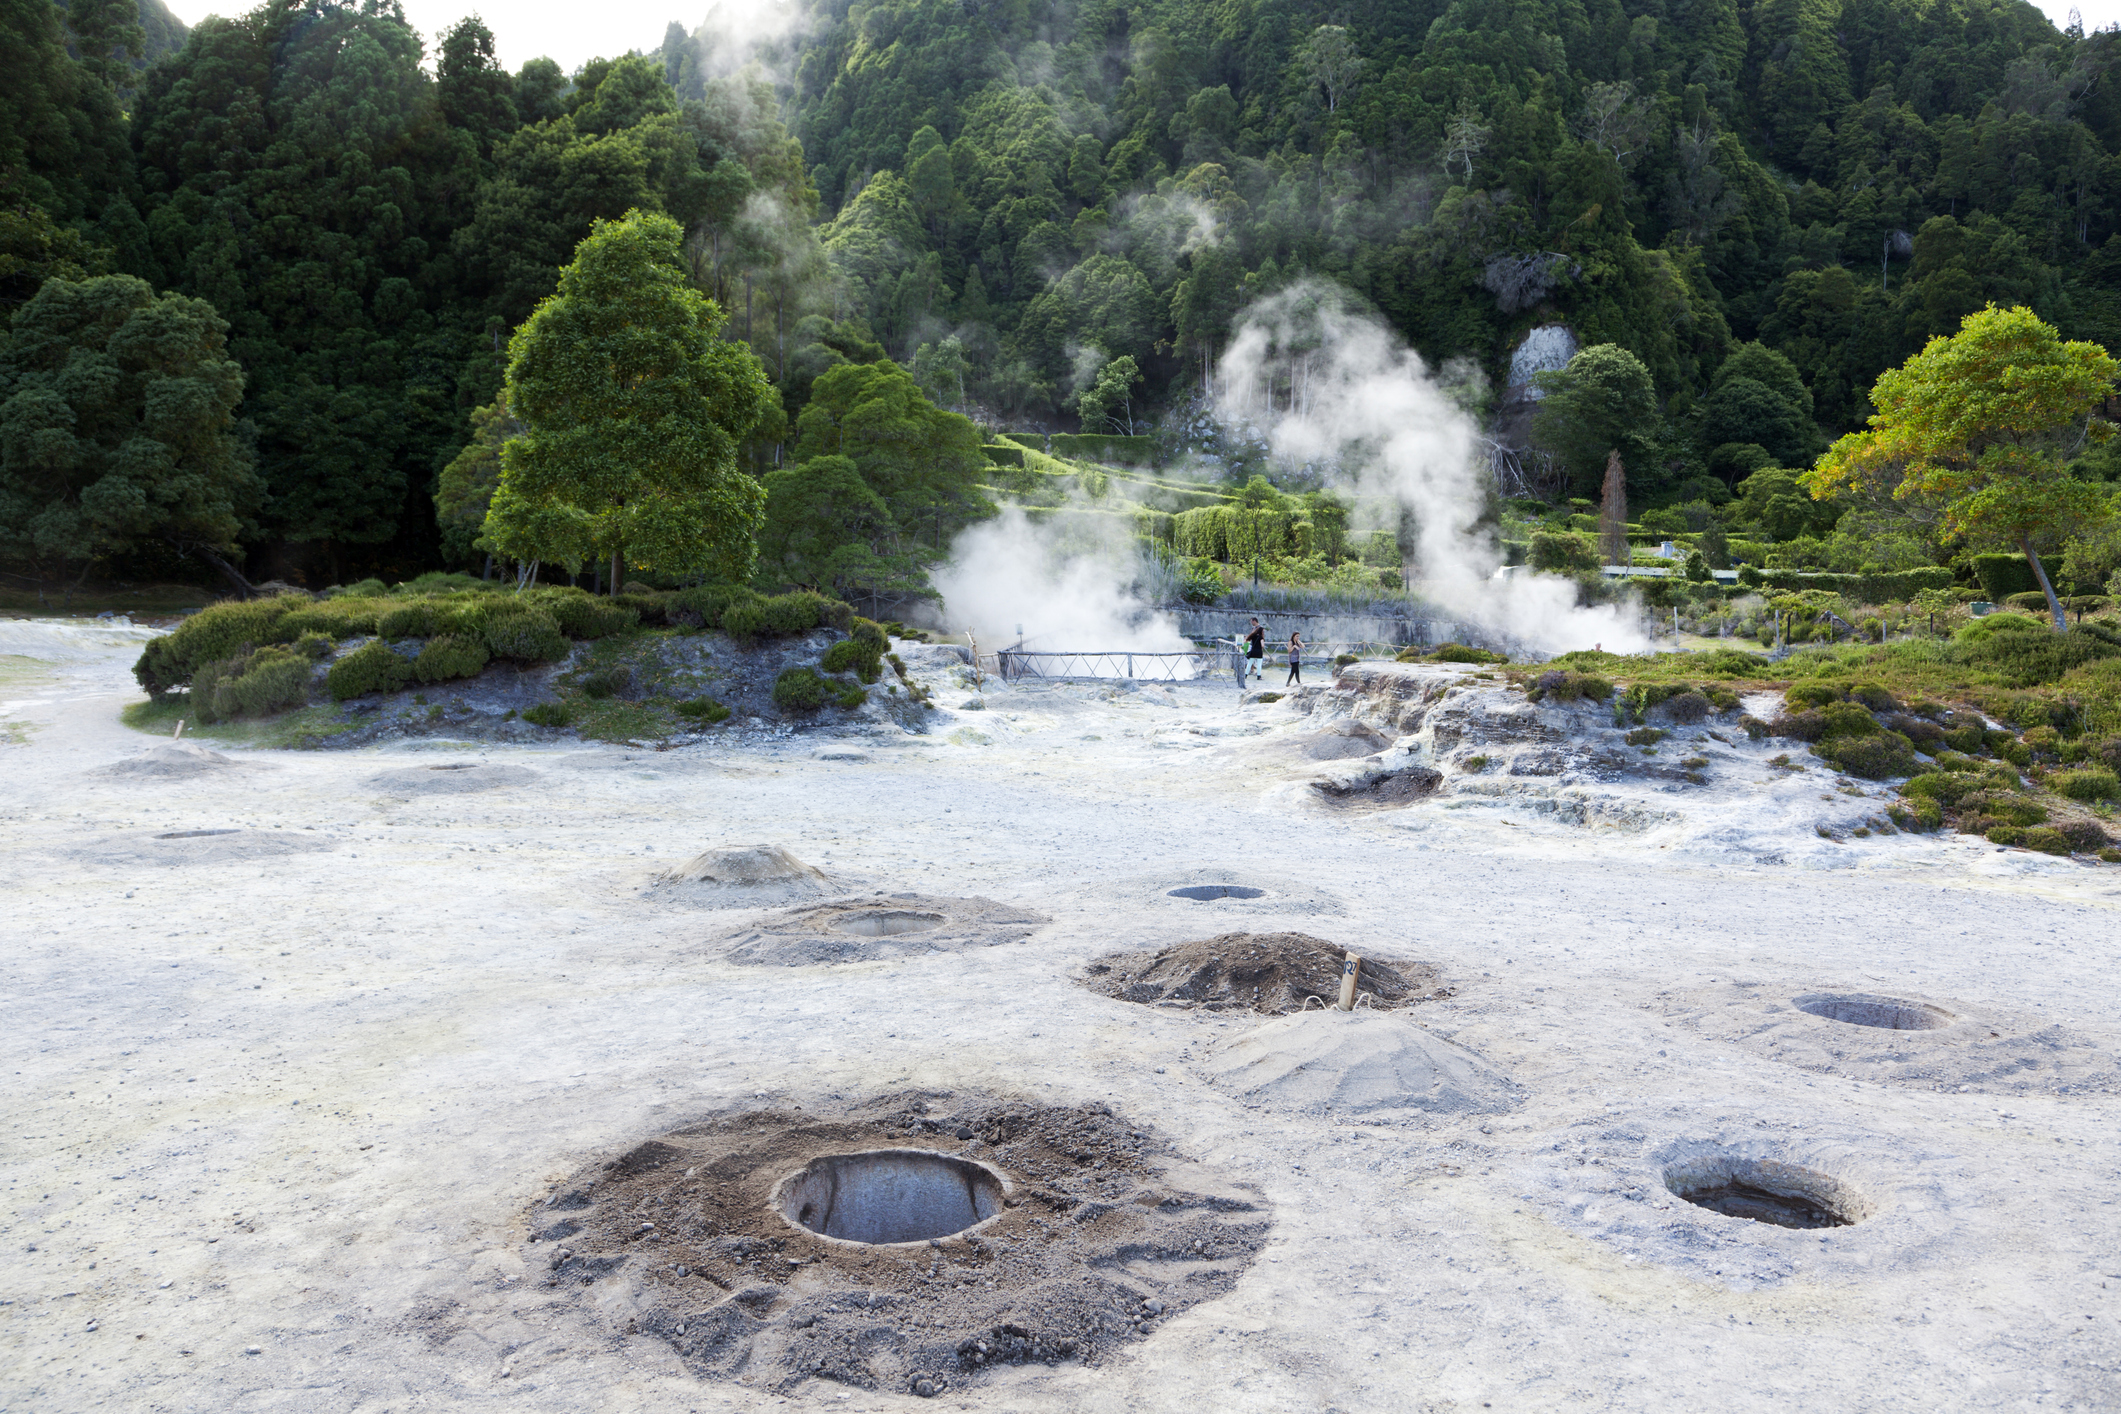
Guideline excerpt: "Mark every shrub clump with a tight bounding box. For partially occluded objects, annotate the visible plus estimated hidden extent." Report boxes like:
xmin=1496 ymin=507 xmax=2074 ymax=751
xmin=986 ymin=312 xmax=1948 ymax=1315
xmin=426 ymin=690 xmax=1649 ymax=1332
xmin=532 ymin=589 xmax=638 ymax=639
xmin=413 ymin=634 xmax=490 ymax=685
xmin=1525 ymin=669 xmax=1613 ymax=703
xmin=1410 ymin=642 xmax=1509 ymax=664
xmin=2052 ymin=767 xmax=2121 ymax=801
xmin=1816 ymin=731 xmax=1919 ymax=780
xmin=133 ymin=594 xmax=305 ymax=696
xmin=1784 ymin=683 xmax=1846 ymax=711
xmin=191 ymin=645 xmax=313 ymax=722
xmin=2020 ymin=826 xmax=2075 ymax=855
xmin=326 ymin=640 xmax=414 ymax=700
xmin=1661 ymin=689 xmax=1713 ymax=724
xmin=521 ymin=700 xmax=576 ymax=728
xmin=772 ymin=666 xmax=826 ymax=711
xmin=726 ymin=591 xmax=853 ymax=643
xmin=478 ymin=600 xmax=569 ymax=662
xmin=675 ymin=697 xmax=731 ymax=725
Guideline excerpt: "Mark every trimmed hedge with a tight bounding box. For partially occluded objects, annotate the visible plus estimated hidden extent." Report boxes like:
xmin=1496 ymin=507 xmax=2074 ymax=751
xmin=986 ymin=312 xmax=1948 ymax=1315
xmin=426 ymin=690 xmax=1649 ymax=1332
xmin=1047 ymin=433 xmax=1157 ymax=465
xmin=1970 ymin=551 xmax=2051 ymax=601
xmin=1749 ymin=566 xmax=1957 ymax=601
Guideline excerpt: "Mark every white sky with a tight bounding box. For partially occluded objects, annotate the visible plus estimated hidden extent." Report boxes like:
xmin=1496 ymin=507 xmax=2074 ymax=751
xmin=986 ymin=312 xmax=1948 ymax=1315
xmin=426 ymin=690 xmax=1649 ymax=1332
xmin=161 ymin=2 xmax=734 ymax=74
xmin=163 ymin=0 xmax=2121 ymax=82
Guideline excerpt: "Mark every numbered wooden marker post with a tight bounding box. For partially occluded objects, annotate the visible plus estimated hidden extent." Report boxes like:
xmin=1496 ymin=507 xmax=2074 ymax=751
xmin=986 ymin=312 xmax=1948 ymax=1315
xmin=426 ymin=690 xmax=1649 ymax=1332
xmin=1338 ymin=954 xmax=1360 ymax=1011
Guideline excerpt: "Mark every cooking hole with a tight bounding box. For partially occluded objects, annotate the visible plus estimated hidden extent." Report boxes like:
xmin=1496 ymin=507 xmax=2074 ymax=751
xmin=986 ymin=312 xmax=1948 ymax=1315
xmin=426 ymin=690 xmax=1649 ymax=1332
xmin=832 ymin=910 xmax=946 ymax=938
xmin=1167 ymin=885 xmax=1266 ymax=901
xmin=1794 ymin=993 xmax=1952 ymax=1031
xmin=773 ymin=1150 xmax=1004 ymax=1244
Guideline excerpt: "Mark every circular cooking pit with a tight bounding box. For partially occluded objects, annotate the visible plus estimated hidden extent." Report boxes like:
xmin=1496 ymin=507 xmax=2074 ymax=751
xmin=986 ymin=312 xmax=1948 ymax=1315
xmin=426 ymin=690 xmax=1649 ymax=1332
xmin=1081 ymin=932 xmax=1448 ymax=1014
xmin=531 ymin=1095 xmax=1267 ymax=1397
xmin=710 ymin=893 xmax=1048 ymax=967
xmin=1167 ymin=884 xmax=1266 ymax=901
xmin=1663 ymin=1153 xmax=1868 ymax=1230
xmin=833 ymin=910 xmax=945 ymax=938
xmin=1795 ymin=993 xmax=1954 ymax=1031
xmin=773 ymin=1149 xmax=1004 ymax=1244
xmin=157 ymin=828 xmax=240 ymax=839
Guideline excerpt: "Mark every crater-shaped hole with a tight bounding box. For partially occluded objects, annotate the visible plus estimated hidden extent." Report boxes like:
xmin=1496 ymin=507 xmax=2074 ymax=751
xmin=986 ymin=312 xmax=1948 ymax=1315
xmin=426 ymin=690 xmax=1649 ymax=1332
xmin=1664 ymin=1155 xmax=1865 ymax=1230
xmin=1794 ymin=992 xmax=1953 ymax=1031
xmin=157 ymin=829 xmax=240 ymax=839
xmin=774 ymin=1150 xmax=1004 ymax=1244
xmin=832 ymin=910 xmax=945 ymax=938
xmin=1168 ymin=885 xmax=1266 ymax=901
xmin=428 ymin=763 xmax=476 ymax=771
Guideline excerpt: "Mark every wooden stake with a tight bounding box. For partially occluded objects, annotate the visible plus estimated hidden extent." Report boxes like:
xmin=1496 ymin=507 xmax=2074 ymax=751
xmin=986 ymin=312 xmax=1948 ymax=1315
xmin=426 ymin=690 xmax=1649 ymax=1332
xmin=173 ymin=719 xmax=185 ymax=740
xmin=1338 ymin=954 xmax=1360 ymax=1011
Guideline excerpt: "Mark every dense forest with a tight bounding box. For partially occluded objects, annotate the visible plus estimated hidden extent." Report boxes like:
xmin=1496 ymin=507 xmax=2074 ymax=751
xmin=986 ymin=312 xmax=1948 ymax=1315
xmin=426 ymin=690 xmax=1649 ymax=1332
xmin=6 ymin=0 xmax=2121 ymax=602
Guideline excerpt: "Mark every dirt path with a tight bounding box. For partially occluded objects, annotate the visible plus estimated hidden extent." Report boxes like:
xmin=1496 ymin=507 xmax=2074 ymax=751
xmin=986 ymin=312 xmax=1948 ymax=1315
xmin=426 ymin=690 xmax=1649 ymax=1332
xmin=4 ymin=621 xmax=2119 ymax=1412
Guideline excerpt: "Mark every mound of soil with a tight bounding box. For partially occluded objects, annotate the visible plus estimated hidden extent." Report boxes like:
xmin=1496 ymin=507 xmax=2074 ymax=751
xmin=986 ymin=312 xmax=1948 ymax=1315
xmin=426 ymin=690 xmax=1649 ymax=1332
xmin=712 ymin=893 xmax=1048 ymax=966
xmin=366 ymin=762 xmax=539 ymax=795
xmin=92 ymin=743 xmax=251 ymax=779
xmin=1203 ymin=1010 xmax=1521 ymax=1116
xmin=1081 ymin=932 xmax=1447 ymax=1014
xmin=655 ymin=844 xmax=844 ymax=908
xmin=79 ymin=828 xmax=335 ymax=868
xmin=530 ymin=1094 xmax=1266 ymax=1397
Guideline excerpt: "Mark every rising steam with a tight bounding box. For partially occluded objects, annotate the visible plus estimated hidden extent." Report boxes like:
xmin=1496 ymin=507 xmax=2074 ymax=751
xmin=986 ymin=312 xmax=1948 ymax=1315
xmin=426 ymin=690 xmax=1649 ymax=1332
xmin=1216 ymin=281 xmax=1649 ymax=656
xmin=931 ymin=508 xmax=1194 ymax=666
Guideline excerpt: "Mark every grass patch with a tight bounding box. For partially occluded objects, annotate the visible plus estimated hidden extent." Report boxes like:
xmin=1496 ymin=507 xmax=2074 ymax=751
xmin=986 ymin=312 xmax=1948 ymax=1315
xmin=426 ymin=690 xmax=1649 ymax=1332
xmin=118 ymin=694 xmax=356 ymax=748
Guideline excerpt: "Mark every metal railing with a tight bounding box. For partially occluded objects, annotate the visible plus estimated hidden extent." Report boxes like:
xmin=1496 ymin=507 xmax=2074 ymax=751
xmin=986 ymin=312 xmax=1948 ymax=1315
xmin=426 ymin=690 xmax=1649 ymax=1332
xmin=994 ymin=645 xmax=1398 ymax=682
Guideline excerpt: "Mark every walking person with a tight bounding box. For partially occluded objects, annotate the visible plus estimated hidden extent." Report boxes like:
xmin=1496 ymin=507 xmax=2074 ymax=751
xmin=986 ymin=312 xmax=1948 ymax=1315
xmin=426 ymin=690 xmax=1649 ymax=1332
xmin=1285 ymin=631 xmax=1303 ymax=685
xmin=1244 ymin=617 xmax=1265 ymax=684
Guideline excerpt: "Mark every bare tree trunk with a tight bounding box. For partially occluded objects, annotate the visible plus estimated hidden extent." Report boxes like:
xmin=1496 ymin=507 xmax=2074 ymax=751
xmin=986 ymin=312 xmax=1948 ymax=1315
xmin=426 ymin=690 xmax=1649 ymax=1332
xmin=183 ymin=543 xmax=257 ymax=599
xmin=1598 ymin=450 xmax=1629 ymax=568
xmin=611 ymin=547 xmax=622 ymax=598
xmin=2023 ymin=535 xmax=2066 ymax=632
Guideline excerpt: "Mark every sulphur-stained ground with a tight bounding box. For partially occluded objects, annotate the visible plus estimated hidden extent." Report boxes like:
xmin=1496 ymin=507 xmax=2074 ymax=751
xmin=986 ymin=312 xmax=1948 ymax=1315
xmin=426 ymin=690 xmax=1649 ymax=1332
xmin=4 ymin=617 xmax=2121 ymax=1413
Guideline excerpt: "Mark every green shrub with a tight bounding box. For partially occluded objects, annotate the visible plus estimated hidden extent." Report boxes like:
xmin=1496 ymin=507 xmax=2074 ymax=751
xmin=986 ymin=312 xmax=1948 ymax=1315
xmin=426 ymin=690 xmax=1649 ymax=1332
xmin=822 ymin=637 xmax=883 ymax=682
xmin=726 ymin=591 xmax=849 ymax=642
xmin=1959 ymin=790 xmax=2047 ymax=826
xmin=2101 ymin=847 xmax=2121 ymax=863
xmin=1333 ymin=652 xmax=1359 ymax=668
xmin=1942 ymin=724 xmax=1987 ymax=753
xmin=1986 ymin=824 xmax=2027 ymax=845
xmin=1705 ymin=686 xmax=1741 ymax=711
xmin=1816 ymin=731 xmax=1919 ymax=780
xmin=1848 ymin=683 xmax=1898 ymax=712
xmin=395 ymin=571 xmax=487 ymax=595
xmin=850 ymin=617 xmax=889 ymax=650
xmin=835 ymin=682 xmax=866 ymax=709
xmin=1178 ymin=557 xmax=1224 ymax=604
xmin=522 ymin=700 xmax=575 ymax=728
xmin=378 ymin=601 xmax=440 ymax=638
xmin=1526 ymin=669 xmax=1613 ymax=703
xmin=275 ymin=599 xmax=383 ymax=641
xmin=1785 ymin=683 xmax=1845 ymax=710
xmin=2005 ymin=591 xmax=2052 ymax=613
xmin=1625 ymin=727 xmax=1666 ymax=747
xmin=536 ymin=589 xmax=638 ymax=639
xmin=326 ymin=640 xmax=414 ymax=700
xmin=1420 ymin=642 xmax=1509 ymax=664
xmin=1661 ymin=690 xmax=1712 ymax=723
xmin=1528 ymin=531 xmax=1599 ymax=573
xmin=414 ymin=634 xmax=490 ymax=685
xmin=133 ymin=595 xmax=303 ymax=695
xmin=1953 ymin=619 xmax=2121 ymax=687
xmin=479 ymin=601 xmax=569 ymax=662
xmin=675 ymin=697 xmax=731 ymax=724
xmin=2021 ymin=826 xmax=2074 ymax=855
xmin=1970 ymin=552 xmax=2052 ymax=601
xmin=1889 ymin=798 xmax=1944 ymax=831
xmin=773 ymin=666 xmax=825 ymax=710
xmin=2057 ymin=819 xmax=2112 ymax=850
xmin=331 ymin=577 xmax=388 ymax=598
xmin=1905 ymin=772 xmax=1980 ymax=805
xmin=1816 ymin=702 xmax=1882 ymax=739
xmin=668 ymin=583 xmax=761 ymax=630
xmin=1738 ymin=714 xmax=1770 ymax=739
xmin=1772 ymin=708 xmax=1827 ymax=740
xmin=2052 ymin=767 xmax=2121 ymax=801
xmin=292 ymin=631 xmax=334 ymax=661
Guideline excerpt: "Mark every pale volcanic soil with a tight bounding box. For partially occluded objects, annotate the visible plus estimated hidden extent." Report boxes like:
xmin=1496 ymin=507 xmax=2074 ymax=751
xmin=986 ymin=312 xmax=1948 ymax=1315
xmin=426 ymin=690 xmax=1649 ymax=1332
xmin=5 ymin=619 xmax=2121 ymax=1414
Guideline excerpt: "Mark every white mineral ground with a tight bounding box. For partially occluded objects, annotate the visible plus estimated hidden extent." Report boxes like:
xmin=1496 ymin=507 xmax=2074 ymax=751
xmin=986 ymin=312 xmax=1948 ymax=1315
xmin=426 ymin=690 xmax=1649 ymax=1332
xmin=4 ymin=619 xmax=2120 ymax=1412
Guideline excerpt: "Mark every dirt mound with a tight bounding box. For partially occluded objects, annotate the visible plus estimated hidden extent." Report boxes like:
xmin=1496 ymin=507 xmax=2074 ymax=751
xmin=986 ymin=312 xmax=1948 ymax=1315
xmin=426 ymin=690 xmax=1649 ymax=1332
xmin=92 ymin=743 xmax=251 ymax=779
xmin=366 ymin=762 xmax=540 ymax=795
xmin=530 ymin=1094 xmax=1266 ymax=1397
xmin=1201 ymin=1011 xmax=1522 ymax=1116
xmin=1081 ymin=932 xmax=1446 ymax=1014
xmin=712 ymin=893 xmax=1048 ymax=966
xmin=80 ymin=829 xmax=335 ymax=868
xmin=656 ymin=844 xmax=844 ymax=908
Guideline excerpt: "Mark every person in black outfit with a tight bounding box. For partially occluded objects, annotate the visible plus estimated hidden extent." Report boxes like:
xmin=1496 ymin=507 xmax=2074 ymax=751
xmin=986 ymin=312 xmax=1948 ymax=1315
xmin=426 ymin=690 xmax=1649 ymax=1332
xmin=1243 ymin=618 xmax=1265 ymax=685
xmin=1285 ymin=631 xmax=1303 ymax=685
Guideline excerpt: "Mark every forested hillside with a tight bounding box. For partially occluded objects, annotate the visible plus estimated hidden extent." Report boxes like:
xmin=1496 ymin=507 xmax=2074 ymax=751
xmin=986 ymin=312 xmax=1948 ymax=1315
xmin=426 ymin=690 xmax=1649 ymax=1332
xmin=5 ymin=0 xmax=2121 ymax=596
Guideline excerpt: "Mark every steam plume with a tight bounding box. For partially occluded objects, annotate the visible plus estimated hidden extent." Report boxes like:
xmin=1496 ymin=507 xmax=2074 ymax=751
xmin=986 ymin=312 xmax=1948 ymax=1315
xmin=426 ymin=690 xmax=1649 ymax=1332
xmin=1216 ymin=281 xmax=1649 ymax=656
